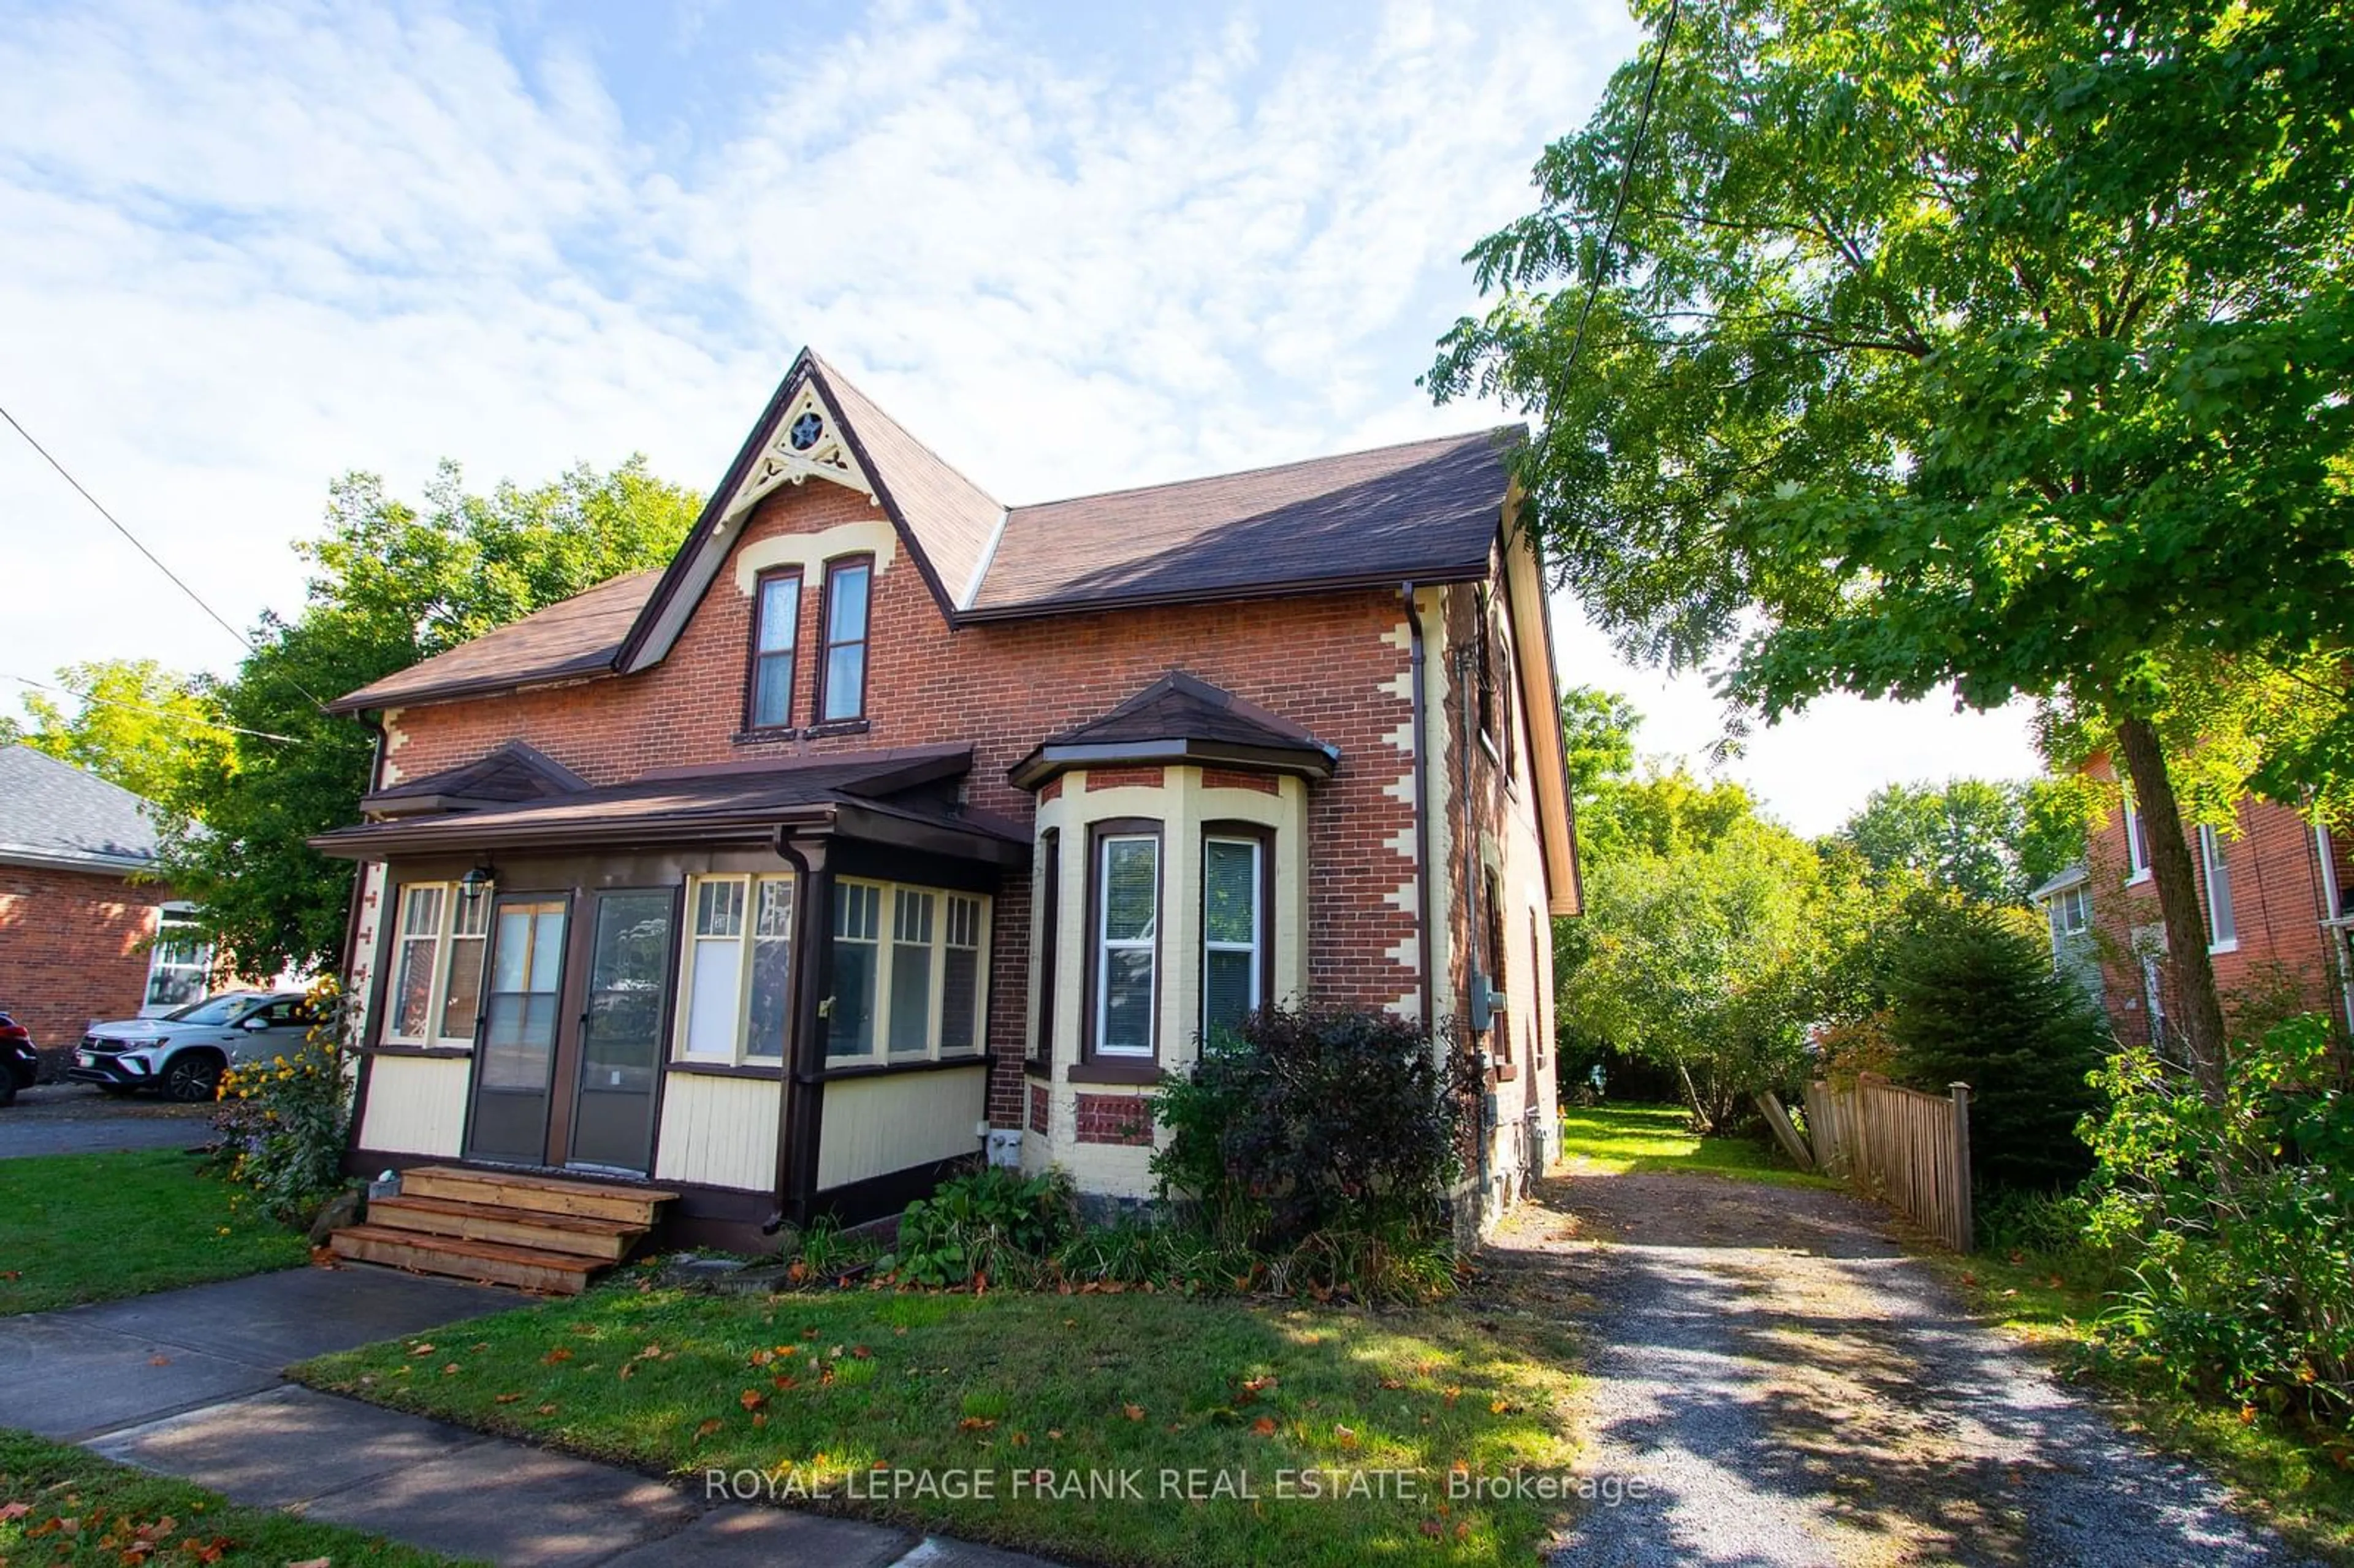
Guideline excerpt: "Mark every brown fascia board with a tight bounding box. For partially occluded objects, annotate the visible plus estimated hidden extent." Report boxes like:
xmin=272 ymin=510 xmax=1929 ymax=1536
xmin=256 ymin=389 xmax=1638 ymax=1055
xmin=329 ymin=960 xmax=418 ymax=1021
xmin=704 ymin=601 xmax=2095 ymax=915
xmin=323 ymin=649 xmax=620 ymax=716
xmin=308 ymin=802 xmax=839 ymax=860
xmin=634 ymin=744 xmax=975 ymax=794
xmin=806 ymin=359 xmax=961 ymax=625
xmin=954 ymin=558 xmax=1493 ymax=626
xmin=1007 ymin=737 xmax=1339 ymax=792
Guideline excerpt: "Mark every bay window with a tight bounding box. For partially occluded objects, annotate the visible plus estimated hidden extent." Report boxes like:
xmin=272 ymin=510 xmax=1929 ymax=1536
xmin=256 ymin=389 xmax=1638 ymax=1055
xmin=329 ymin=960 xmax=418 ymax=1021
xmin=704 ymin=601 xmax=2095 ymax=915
xmin=1202 ymin=829 xmax=1267 ymax=1044
xmin=1091 ymin=825 xmax=1161 ymax=1059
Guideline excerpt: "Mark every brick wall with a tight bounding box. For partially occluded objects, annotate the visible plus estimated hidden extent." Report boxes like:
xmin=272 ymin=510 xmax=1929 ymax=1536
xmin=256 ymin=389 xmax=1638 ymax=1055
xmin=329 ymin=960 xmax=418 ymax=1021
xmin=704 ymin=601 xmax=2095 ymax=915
xmin=378 ymin=480 xmax=1428 ymax=1133
xmin=2081 ymin=755 xmax=2352 ymax=1044
xmin=0 ymin=862 xmax=169 ymax=1073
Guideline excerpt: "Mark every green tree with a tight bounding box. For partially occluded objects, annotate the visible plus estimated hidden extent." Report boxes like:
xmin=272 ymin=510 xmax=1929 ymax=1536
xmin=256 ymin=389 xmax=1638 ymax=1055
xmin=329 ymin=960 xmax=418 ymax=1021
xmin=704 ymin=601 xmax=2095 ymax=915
xmin=2 ymin=660 xmax=230 ymax=804
xmin=157 ymin=458 xmax=700 ymax=975
xmin=1835 ymin=777 xmax=2084 ymax=905
xmin=1429 ymin=0 xmax=2354 ymax=1098
xmin=1878 ymin=896 xmax=2110 ymax=1191
xmin=1559 ymin=684 xmax=1642 ymax=864
xmin=1560 ymin=784 xmax=1828 ymax=1130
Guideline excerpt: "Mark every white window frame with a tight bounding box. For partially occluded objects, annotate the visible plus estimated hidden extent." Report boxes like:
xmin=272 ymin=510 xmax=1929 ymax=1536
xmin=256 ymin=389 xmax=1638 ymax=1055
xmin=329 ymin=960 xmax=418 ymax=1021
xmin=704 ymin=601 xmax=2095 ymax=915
xmin=674 ymin=873 xmax=799 ymax=1065
xmin=1094 ymin=834 xmax=1160 ymax=1059
xmin=143 ymin=903 xmax=213 ymax=1014
xmin=820 ymin=879 xmax=991 ymax=1067
xmin=380 ymin=881 xmax=494 ymax=1049
xmin=2123 ymin=794 xmax=2152 ymax=883
xmin=2199 ymin=824 xmax=2238 ymax=953
xmin=1200 ymin=834 xmax=1263 ymax=1041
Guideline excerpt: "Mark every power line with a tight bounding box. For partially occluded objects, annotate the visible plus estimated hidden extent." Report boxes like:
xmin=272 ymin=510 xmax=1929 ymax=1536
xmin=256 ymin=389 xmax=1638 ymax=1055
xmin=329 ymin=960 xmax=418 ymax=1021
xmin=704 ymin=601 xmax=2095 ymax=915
xmin=2 ymin=671 xmax=298 ymax=745
xmin=0 ymin=401 xmax=330 ymax=710
xmin=1557 ymin=0 xmax=1683 ymax=387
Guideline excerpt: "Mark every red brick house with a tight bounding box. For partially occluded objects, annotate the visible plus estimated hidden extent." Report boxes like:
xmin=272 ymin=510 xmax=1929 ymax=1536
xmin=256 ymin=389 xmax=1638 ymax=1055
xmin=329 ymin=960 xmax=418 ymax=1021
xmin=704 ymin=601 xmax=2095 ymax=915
xmin=0 ymin=745 xmax=214 ymax=1073
xmin=313 ymin=351 xmax=1579 ymax=1263
xmin=2047 ymin=753 xmax=2354 ymax=1049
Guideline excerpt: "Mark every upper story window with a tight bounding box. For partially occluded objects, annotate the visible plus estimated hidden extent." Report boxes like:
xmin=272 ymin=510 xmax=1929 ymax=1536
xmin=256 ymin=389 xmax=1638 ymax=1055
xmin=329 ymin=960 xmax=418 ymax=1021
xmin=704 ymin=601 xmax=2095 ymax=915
xmin=1090 ymin=824 xmax=1162 ymax=1059
xmin=2122 ymin=792 xmax=2151 ymax=881
xmin=385 ymin=881 xmax=490 ymax=1049
xmin=747 ymin=569 xmax=801 ymax=731
xmin=1202 ymin=829 xmax=1267 ymax=1044
xmin=2048 ymin=885 xmax=2091 ymax=940
xmin=818 ymin=556 xmax=873 ymax=723
xmin=2199 ymin=825 xmax=2238 ymax=950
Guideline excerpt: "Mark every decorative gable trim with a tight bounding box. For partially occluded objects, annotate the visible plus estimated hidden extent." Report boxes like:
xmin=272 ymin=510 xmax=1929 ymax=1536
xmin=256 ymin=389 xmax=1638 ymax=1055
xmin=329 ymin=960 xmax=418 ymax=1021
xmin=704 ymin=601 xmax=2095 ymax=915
xmin=721 ymin=379 xmax=875 ymax=520
xmin=617 ymin=350 xmax=971 ymax=679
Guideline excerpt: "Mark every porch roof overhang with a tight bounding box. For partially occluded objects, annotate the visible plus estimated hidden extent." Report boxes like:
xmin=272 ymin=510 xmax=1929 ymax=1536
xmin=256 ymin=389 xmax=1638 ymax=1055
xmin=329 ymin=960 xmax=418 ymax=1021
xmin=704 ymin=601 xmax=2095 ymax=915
xmin=310 ymin=745 xmax=1028 ymax=868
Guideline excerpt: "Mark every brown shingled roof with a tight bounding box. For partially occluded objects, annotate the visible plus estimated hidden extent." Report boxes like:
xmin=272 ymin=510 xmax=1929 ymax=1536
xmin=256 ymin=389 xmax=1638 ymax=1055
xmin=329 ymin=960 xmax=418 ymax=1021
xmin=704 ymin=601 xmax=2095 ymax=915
xmin=329 ymin=355 xmax=1523 ymax=714
xmin=329 ymin=569 xmax=657 ymax=714
xmin=966 ymin=427 xmax=1520 ymax=618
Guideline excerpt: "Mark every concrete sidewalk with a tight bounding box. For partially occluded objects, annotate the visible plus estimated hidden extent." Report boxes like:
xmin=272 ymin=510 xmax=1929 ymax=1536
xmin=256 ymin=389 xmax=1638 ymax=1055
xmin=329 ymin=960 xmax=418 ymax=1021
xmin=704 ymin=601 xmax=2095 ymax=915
xmin=2 ymin=1265 xmax=1050 ymax=1568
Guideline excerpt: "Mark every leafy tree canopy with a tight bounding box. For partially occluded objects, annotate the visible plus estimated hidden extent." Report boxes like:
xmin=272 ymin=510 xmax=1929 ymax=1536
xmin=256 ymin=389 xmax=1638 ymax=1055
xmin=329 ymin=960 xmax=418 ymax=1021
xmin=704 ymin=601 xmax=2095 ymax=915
xmin=1 ymin=660 xmax=229 ymax=805
xmin=157 ymin=458 xmax=701 ymax=975
xmin=1834 ymin=777 xmax=2086 ymax=905
xmin=1433 ymin=0 xmax=2354 ymax=1091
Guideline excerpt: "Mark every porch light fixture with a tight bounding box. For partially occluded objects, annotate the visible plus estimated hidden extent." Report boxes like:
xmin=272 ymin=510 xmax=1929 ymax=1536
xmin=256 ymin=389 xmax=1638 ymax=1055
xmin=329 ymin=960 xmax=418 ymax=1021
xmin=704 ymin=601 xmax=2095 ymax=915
xmin=458 ymin=862 xmax=496 ymax=908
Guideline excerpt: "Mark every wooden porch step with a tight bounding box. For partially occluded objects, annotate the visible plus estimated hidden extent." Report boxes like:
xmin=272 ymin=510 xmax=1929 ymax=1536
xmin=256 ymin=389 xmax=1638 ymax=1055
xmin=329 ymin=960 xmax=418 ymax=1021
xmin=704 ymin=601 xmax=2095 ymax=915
xmin=366 ymin=1194 xmax=644 ymax=1262
xmin=400 ymin=1166 xmax=677 ymax=1227
xmin=330 ymin=1224 xmax=604 ymax=1295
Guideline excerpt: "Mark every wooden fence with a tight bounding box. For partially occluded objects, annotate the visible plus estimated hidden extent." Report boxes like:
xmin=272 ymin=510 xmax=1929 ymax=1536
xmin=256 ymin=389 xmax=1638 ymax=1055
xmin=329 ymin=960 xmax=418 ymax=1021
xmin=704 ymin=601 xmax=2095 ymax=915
xmin=1803 ymin=1073 xmax=1973 ymax=1252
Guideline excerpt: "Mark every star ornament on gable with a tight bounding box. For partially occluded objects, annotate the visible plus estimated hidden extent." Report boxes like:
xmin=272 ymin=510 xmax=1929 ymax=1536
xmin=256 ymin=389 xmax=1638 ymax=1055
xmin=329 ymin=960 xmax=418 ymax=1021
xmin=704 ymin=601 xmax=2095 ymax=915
xmin=788 ymin=411 xmax=824 ymax=451
xmin=722 ymin=383 xmax=876 ymax=522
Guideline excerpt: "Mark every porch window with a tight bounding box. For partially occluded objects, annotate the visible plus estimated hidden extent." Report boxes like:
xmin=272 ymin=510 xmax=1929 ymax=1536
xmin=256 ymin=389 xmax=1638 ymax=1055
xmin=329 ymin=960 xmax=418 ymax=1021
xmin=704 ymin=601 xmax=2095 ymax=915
xmin=145 ymin=905 xmax=212 ymax=1011
xmin=2200 ymin=825 xmax=2238 ymax=950
xmin=1202 ymin=832 xmax=1265 ymax=1043
xmin=817 ymin=556 xmax=872 ymax=723
xmin=677 ymin=874 xmax=798 ymax=1064
xmin=383 ymin=881 xmax=493 ymax=1049
xmin=1092 ymin=828 xmax=1160 ymax=1059
xmin=829 ymin=881 xmax=988 ymax=1065
xmin=747 ymin=568 xmax=801 ymax=731
xmin=829 ymin=881 xmax=883 ymax=1058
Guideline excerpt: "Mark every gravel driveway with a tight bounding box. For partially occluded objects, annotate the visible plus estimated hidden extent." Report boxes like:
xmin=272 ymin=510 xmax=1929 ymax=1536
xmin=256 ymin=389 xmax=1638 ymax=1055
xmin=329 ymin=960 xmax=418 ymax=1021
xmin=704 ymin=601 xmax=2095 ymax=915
xmin=1476 ymin=1170 xmax=2315 ymax=1567
xmin=0 ymin=1082 xmax=215 ymax=1159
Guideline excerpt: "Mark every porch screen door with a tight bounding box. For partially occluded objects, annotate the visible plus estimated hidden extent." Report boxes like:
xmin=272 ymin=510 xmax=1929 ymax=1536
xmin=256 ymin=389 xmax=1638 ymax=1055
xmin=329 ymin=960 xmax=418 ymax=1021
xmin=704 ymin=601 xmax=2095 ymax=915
xmin=464 ymin=896 xmax=570 ymax=1164
xmin=568 ymin=890 xmax=674 ymax=1174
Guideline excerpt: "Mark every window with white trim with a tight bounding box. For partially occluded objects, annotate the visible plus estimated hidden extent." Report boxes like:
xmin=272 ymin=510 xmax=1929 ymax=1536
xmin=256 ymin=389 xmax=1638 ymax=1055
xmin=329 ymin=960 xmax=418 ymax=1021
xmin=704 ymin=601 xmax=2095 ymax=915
xmin=2200 ymin=825 xmax=2238 ymax=948
xmin=828 ymin=880 xmax=988 ymax=1064
xmin=2047 ymin=885 xmax=2090 ymax=940
xmin=1202 ymin=835 xmax=1262 ymax=1043
xmin=1094 ymin=834 xmax=1160 ymax=1058
xmin=145 ymin=905 xmax=212 ymax=1011
xmin=2123 ymin=794 xmax=2151 ymax=880
xmin=676 ymin=874 xmax=797 ymax=1063
xmin=383 ymin=881 xmax=494 ymax=1049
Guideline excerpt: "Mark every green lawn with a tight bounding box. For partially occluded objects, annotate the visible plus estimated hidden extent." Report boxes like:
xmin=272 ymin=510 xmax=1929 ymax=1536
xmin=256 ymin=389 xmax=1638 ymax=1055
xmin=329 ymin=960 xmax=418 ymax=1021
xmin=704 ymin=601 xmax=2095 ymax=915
xmin=0 ymin=1149 xmax=308 ymax=1315
xmin=0 ymin=1425 xmax=471 ymax=1566
xmin=1556 ymin=1102 xmax=1837 ymax=1189
xmin=297 ymin=1276 xmax=1583 ymax=1567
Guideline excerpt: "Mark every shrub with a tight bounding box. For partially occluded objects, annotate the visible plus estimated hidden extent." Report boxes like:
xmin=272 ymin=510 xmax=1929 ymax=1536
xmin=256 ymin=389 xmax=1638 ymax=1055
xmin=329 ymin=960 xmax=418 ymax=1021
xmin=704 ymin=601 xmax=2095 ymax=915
xmin=1150 ymin=1005 xmax=1469 ymax=1247
xmin=208 ymin=976 xmax=355 ymax=1225
xmin=889 ymin=1166 xmax=1076 ymax=1288
xmin=2081 ymin=1016 xmax=2353 ymax=1433
xmin=1876 ymin=896 xmax=2110 ymax=1190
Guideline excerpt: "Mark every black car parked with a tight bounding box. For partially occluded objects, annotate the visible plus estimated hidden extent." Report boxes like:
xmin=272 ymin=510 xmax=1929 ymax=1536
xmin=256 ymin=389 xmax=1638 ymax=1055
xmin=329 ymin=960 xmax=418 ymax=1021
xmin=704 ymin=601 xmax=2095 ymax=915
xmin=1 ymin=1012 xmax=38 ymax=1107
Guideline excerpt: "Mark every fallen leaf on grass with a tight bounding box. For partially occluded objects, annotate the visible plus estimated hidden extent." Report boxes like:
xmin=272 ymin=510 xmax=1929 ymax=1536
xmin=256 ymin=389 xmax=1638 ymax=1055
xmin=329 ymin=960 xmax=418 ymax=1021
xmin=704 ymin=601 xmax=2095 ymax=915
xmin=541 ymin=1348 xmax=573 ymax=1365
xmin=287 ymin=1558 xmax=332 ymax=1567
xmin=1335 ymin=1425 xmax=1359 ymax=1448
xmin=0 ymin=1501 xmax=29 ymax=1521
xmin=536 ymin=1404 xmax=558 ymax=1416
xmin=1046 ymin=1429 xmax=1064 ymax=1441
xmin=495 ymin=1393 xmax=523 ymax=1404
xmin=1250 ymin=1417 xmax=1276 ymax=1437
xmin=695 ymin=1418 xmax=724 ymax=1440
xmin=739 ymin=1390 xmax=768 ymax=1412
xmin=1442 ymin=1387 xmax=1461 ymax=1406
xmin=409 ymin=1344 xmax=435 ymax=1357
xmin=1122 ymin=1404 xmax=1145 ymax=1421
xmin=441 ymin=1364 xmax=461 ymax=1376
xmin=1379 ymin=1377 xmax=1406 ymax=1390
xmin=958 ymin=1417 xmax=997 ymax=1432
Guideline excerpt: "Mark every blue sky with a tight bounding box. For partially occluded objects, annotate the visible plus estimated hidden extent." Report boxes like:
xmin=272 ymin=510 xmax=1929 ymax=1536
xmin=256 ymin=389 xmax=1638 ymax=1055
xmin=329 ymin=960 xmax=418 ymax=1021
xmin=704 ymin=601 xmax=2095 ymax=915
xmin=0 ymin=0 xmax=2038 ymax=833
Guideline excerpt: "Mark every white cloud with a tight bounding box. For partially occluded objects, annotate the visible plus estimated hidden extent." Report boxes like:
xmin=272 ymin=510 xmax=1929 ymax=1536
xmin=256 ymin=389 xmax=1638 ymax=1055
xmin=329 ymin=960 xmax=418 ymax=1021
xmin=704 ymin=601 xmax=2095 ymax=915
xmin=0 ymin=0 xmax=2039 ymax=830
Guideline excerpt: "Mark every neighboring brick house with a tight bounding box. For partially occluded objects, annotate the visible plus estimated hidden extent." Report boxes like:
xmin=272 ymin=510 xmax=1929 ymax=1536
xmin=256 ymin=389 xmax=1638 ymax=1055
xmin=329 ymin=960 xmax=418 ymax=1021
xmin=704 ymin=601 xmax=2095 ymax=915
xmin=2046 ymin=753 xmax=2354 ymax=1049
xmin=313 ymin=349 xmax=1580 ymax=1255
xmin=0 ymin=745 xmax=213 ymax=1074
